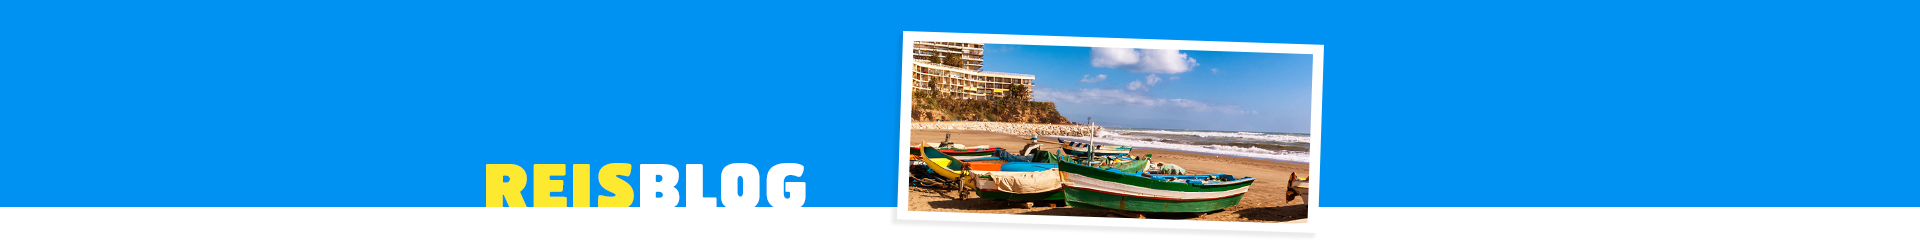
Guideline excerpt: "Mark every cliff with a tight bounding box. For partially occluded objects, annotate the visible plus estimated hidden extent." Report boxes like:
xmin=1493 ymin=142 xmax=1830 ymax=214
xmin=911 ymin=91 xmax=1075 ymax=125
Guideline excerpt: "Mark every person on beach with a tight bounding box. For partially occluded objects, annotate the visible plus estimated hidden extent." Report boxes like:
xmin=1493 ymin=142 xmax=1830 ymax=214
xmin=1019 ymin=137 xmax=1042 ymax=156
xmin=1153 ymin=162 xmax=1187 ymax=175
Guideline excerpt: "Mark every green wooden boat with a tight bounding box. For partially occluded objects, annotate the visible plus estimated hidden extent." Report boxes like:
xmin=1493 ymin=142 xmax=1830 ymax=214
xmin=1057 ymin=155 xmax=1256 ymax=213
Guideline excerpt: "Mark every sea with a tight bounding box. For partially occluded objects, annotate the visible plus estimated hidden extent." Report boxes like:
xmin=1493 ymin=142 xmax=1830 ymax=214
xmin=1045 ymin=128 xmax=1311 ymax=163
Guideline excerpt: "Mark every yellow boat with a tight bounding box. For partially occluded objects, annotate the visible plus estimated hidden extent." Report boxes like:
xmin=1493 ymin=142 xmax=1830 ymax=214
xmin=909 ymin=146 xmax=978 ymax=199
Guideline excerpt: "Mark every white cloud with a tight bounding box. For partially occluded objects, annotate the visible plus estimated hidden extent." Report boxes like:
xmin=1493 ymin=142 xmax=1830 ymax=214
xmin=1091 ymin=48 xmax=1198 ymax=74
xmin=1169 ymin=76 xmax=1180 ymax=81
xmin=1079 ymin=74 xmax=1107 ymax=83
xmin=1211 ymin=68 xmax=1219 ymax=74
xmin=1127 ymin=74 xmax=1164 ymax=91
xmin=1089 ymin=48 xmax=1140 ymax=67
xmin=1033 ymin=88 xmax=1252 ymax=114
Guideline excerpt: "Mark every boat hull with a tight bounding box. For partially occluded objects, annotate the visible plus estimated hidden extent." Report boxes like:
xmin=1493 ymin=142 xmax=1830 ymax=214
xmin=1057 ymin=159 xmax=1254 ymax=213
xmin=1062 ymin=188 xmax=1243 ymax=212
xmin=977 ymin=190 xmax=1065 ymax=201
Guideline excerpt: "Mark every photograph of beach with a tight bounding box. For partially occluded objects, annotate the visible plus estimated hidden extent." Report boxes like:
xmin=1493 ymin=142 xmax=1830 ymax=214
xmin=901 ymin=37 xmax=1317 ymax=225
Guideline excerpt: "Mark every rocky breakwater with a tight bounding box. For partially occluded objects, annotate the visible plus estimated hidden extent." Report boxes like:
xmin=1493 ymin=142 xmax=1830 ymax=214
xmin=911 ymin=122 xmax=1102 ymax=137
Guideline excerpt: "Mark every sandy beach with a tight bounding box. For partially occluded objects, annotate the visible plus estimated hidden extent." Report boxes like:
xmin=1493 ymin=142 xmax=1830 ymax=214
xmin=908 ymin=128 xmax=1310 ymax=223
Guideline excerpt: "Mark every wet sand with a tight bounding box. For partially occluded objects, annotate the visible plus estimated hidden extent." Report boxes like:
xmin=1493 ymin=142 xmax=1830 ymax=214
xmin=908 ymin=129 xmax=1309 ymax=223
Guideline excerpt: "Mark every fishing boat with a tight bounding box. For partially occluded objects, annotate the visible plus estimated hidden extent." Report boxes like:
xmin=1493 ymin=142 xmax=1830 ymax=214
xmin=938 ymin=147 xmax=1004 ymax=157
xmin=1285 ymin=172 xmax=1310 ymax=204
xmin=1061 ymin=142 xmax=1131 ymax=157
xmin=1056 ymin=155 xmax=1256 ymax=213
xmin=956 ymin=148 xmax=1032 ymax=165
xmin=994 ymin=148 xmax=1044 ymax=163
xmin=970 ymin=150 xmax=1068 ymax=204
xmin=906 ymin=143 xmax=1006 ymax=161
xmin=1060 ymin=117 xmax=1130 ymax=158
xmin=961 ymin=150 xmax=1057 ymax=170
xmin=908 ymin=146 xmax=981 ymax=199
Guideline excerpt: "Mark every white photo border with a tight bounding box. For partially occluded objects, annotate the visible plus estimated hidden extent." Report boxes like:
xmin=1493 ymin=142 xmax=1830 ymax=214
xmin=897 ymin=31 xmax=1323 ymax=233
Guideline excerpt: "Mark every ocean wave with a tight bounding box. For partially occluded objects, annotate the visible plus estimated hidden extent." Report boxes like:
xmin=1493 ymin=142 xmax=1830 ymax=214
xmin=1105 ymin=129 xmax=1311 ymax=144
xmin=1044 ymin=133 xmax=1310 ymax=163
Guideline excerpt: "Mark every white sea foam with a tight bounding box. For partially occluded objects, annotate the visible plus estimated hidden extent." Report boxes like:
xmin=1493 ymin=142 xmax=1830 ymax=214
xmin=1105 ymin=129 xmax=1312 ymax=144
xmin=1044 ymin=129 xmax=1310 ymax=163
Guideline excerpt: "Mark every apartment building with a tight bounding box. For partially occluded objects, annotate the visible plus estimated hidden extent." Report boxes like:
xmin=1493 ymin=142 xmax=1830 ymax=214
xmin=911 ymin=41 xmax=985 ymax=70
xmin=909 ymin=41 xmax=1035 ymax=101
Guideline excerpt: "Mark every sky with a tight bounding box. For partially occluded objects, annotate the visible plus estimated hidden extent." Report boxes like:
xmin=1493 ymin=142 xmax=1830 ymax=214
xmin=977 ymin=44 xmax=1314 ymax=134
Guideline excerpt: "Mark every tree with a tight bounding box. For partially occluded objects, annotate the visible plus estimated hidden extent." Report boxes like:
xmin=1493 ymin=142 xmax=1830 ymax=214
xmin=1013 ymin=84 xmax=1029 ymax=100
xmin=943 ymin=53 xmax=965 ymax=68
xmin=1008 ymin=84 xmax=1031 ymax=102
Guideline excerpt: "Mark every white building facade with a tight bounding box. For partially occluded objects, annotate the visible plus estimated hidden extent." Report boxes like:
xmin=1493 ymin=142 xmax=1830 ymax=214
xmin=909 ymin=41 xmax=1035 ymax=101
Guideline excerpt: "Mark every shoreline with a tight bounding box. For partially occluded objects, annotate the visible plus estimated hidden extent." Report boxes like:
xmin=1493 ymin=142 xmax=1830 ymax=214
xmin=1064 ymin=143 xmax=1310 ymax=164
xmin=908 ymin=128 xmax=1309 ymax=223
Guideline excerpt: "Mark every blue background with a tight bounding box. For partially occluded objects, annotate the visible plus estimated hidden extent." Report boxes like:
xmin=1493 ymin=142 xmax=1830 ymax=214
xmin=3 ymin=1 xmax=1917 ymax=207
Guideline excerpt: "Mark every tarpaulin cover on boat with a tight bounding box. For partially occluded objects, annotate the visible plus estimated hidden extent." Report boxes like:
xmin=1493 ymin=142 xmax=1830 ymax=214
xmin=985 ymin=169 xmax=1064 ymax=194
